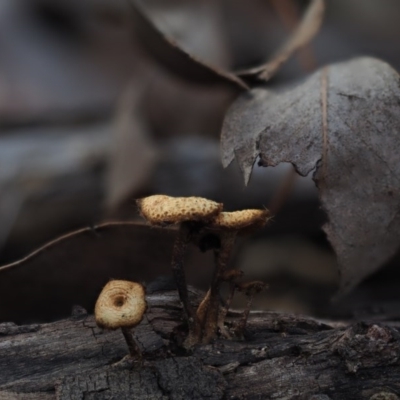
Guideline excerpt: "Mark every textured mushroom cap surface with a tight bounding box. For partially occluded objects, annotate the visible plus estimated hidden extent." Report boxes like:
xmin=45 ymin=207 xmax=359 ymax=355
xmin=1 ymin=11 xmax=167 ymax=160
xmin=210 ymin=209 xmax=270 ymax=231
xmin=95 ymin=280 xmax=147 ymax=330
xmin=137 ymin=195 xmax=223 ymax=225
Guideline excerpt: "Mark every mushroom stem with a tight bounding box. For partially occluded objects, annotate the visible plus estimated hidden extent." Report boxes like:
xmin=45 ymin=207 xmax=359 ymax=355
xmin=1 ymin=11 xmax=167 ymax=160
xmin=225 ymin=282 xmax=237 ymax=313
xmin=196 ymin=288 xmax=211 ymax=326
xmin=219 ymin=278 xmax=238 ymax=325
xmin=202 ymin=231 xmax=237 ymax=343
xmin=171 ymin=222 xmax=195 ymax=330
xmin=121 ymin=327 xmax=142 ymax=359
xmin=217 ymin=270 xmax=243 ymax=338
xmin=218 ymin=282 xmax=236 ymax=338
xmin=235 ymin=293 xmax=254 ymax=335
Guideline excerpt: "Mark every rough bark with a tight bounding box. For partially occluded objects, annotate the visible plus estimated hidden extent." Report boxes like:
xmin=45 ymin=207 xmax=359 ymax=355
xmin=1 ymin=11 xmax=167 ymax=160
xmin=1 ymin=288 xmax=400 ymax=400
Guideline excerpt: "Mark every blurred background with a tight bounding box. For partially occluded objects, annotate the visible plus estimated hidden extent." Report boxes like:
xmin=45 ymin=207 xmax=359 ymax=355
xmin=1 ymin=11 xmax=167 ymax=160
xmin=1 ymin=0 xmax=400 ymax=323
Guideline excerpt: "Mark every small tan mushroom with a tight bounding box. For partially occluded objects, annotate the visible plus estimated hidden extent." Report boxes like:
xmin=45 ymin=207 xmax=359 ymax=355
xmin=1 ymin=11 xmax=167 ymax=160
xmin=235 ymin=281 xmax=269 ymax=336
xmin=219 ymin=269 xmax=244 ymax=322
xmin=201 ymin=209 xmax=270 ymax=343
xmin=95 ymin=280 xmax=147 ymax=358
xmin=137 ymin=195 xmax=223 ymax=336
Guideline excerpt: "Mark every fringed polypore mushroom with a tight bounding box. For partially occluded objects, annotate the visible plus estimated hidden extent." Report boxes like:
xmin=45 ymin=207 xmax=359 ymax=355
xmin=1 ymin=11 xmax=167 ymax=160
xmin=95 ymin=280 xmax=147 ymax=359
xmin=235 ymin=280 xmax=269 ymax=336
xmin=137 ymin=195 xmax=222 ymax=334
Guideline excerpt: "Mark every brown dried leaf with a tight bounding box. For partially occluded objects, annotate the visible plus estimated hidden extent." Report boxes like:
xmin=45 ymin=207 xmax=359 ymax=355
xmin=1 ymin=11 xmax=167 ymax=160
xmin=142 ymin=0 xmax=231 ymax=67
xmin=105 ymin=81 xmax=157 ymax=209
xmin=128 ymin=0 xmax=248 ymax=91
xmin=237 ymin=0 xmax=325 ymax=82
xmin=128 ymin=0 xmax=324 ymax=89
xmin=221 ymin=57 xmax=400 ymax=295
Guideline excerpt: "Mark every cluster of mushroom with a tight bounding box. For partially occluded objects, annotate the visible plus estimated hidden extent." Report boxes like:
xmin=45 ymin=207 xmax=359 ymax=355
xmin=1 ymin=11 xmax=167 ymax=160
xmin=137 ymin=194 xmax=270 ymax=345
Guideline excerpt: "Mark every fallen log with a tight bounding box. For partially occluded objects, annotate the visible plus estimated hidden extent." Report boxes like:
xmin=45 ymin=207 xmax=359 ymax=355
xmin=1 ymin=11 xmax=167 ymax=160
xmin=0 ymin=288 xmax=399 ymax=400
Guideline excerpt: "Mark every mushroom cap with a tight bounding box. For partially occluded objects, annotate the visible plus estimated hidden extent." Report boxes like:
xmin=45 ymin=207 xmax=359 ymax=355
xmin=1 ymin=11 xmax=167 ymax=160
xmin=222 ymin=269 xmax=244 ymax=282
xmin=236 ymin=281 xmax=268 ymax=296
xmin=210 ymin=209 xmax=270 ymax=232
xmin=95 ymin=280 xmax=147 ymax=330
xmin=137 ymin=194 xmax=223 ymax=225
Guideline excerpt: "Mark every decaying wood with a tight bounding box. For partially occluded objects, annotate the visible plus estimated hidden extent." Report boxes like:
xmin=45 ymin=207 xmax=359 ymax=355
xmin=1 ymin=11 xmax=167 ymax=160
xmin=1 ymin=288 xmax=400 ymax=400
